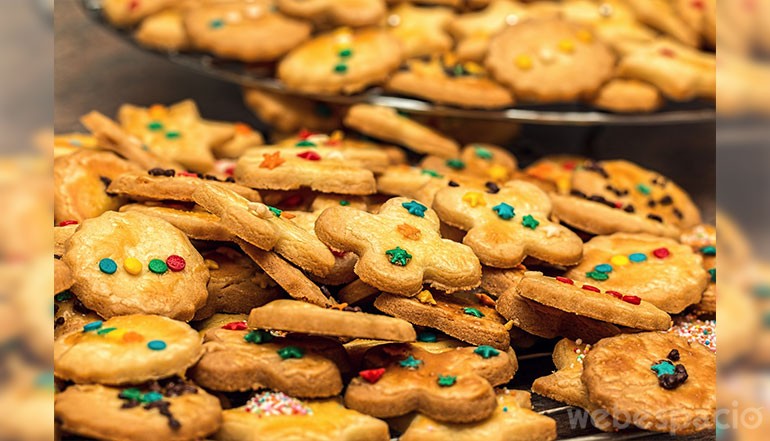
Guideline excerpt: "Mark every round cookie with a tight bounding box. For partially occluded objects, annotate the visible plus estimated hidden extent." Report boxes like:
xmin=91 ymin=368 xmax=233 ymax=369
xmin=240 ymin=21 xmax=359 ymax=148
xmin=278 ymin=28 xmax=403 ymax=95
xmin=582 ymin=332 xmax=716 ymax=435
xmin=62 ymin=211 xmax=209 ymax=321
xmin=54 ymin=291 xmax=103 ymax=341
xmin=485 ymin=19 xmax=615 ymax=102
xmin=55 ymin=382 xmax=221 ymax=441
xmin=54 ymin=314 xmax=202 ymax=385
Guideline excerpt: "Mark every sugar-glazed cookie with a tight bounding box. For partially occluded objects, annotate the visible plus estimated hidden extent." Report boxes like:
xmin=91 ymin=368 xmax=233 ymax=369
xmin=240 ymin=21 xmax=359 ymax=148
xmin=564 ymin=233 xmax=709 ymax=313
xmin=485 ymin=19 xmax=615 ymax=102
xmin=551 ymin=159 xmax=702 ymax=238
xmin=345 ymin=342 xmax=517 ymax=422
xmin=54 ymin=314 xmax=202 ymax=385
xmin=217 ymin=393 xmax=390 ymax=441
xmin=55 ymin=381 xmax=221 ymax=441
xmin=582 ymin=332 xmax=716 ymax=434
xmin=433 ymin=180 xmax=583 ymax=267
xmin=191 ymin=321 xmax=348 ymax=396
xmin=184 ymin=1 xmax=312 ymax=62
xmin=314 ymin=197 xmax=482 ymax=295
xmin=62 ymin=211 xmax=209 ymax=321
xmin=278 ymin=28 xmax=403 ymax=95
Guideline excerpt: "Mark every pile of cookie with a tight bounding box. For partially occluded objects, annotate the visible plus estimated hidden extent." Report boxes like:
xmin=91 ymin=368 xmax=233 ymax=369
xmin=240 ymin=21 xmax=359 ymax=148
xmin=53 ymin=100 xmax=715 ymax=440
xmin=100 ymin=0 xmax=715 ymax=111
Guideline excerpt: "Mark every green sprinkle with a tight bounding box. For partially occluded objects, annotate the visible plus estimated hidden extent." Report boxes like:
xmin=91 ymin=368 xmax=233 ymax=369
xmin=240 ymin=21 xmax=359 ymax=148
xmin=421 ymin=169 xmax=443 ymax=178
xmin=244 ymin=330 xmax=274 ymax=344
xmin=474 ymin=146 xmax=493 ymax=159
xmin=446 ymin=159 xmax=465 ymax=170
xmin=437 ymin=375 xmax=457 ymax=387
xmin=521 ymin=214 xmax=539 ymax=229
xmin=474 ymin=345 xmax=500 ymax=359
xmin=463 ymin=307 xmax=484 ymax=318
xmin=147 ymin=121 xmax=164 ymax=131
xmin=334 ymin=63 xmax=348 ymax=74
xmin=386 ymin=247 xmax=412 ymax=266
xmin=399 ymin=355 xmax=422 ymax=369
xmin=97 ymin=327 xmax=117 ymax=336
xmin=119 ymin=388 xmax=143 ymax=402
xmin=278 ymin=346 xmax=304 ymax=359
xmin=338 ymin=48 xmax=353 ymax=58
xmin=637 ymin=184 xmax=651 ymax=195
xmin=209 ymin=18 xmax=225 ymax=29
xmin=585 ymin=270 xmax=609 ymax=281
xmin=708 ymin=268 xmax=715 ymax=282
xmin=165 ymin=131 xmax=181 ymax=140
xmin=268 ymin=206 xmax=282 ymax=217
xmin=142 ymin=391 xmax=163 ymax=403
xmin=339 ymin=200 xmax=350 ymax=206
xmin=55 ymin=291 xmax=73 ymax=302
xmin=148 ymin=259 xmax=168 ymax=274
xmin=295 ymin=140 xmax=316 ymax=147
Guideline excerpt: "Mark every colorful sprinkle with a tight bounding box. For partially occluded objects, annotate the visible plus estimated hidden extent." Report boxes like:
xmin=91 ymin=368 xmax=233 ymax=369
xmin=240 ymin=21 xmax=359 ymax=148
xmin=148 ymin=259 xmax=168 ymax=274
xmin=492 ymin=202 xmax=515 ymax=220
xmin=474 ymin=345 xmax=500 ymax=359
xmin=595 ymin=264 xmax=613 ymax=273
xmin=58 ymin=220 xmax=78 ymax=226
xmin=295 ymin=140 xmax=316 ymax=147
xmin=622 ymin=295 xmax=642 ymax=305
xmin=166 ymin=255 xmax=186 ymax=272
xmin=268 ymin=206 xmax=282 ymax=217
xmin=515 ymin=54 xmax=533 ymax=70
xmin=122 ymin=331 xmax=144 ymax=343
xmin=462 ymin=191 xmax=486 ymax=207
xmin=651 ymin=360 xmax=675 ymax=376
xmin=396 ymin=223 xmax=422 ymax=240
xmin=586 ymin=270 xmax=609 ymax=281
xmin=402 ymin=200 xmax=427 ymax=217
xmin=99 ymin=258 xmax=117 ymax=274
xmin=296 ymin=150 xmax=321 ymax=161
xmin=417 ymin=331 xmax=437 ymax=342
xmin=474 ymin=146 xmax=493 ymax=159
xmin=611 ymin=255 xmax=630 ymax=266
xmin=97 ymin=327 xmax=117 ymax=336
xmin=416 ymin=289 xmax=437 ymax=305
xmin=359 ymin=368 xmax=385 ymax=384
xmin=222 ymin=321 xmax=248 ymax=331
xmin=558 ymin=39 xmax=575 ymax=53
xmin=421 ymin=169 xmax=443 ymax=178
xmin=606 ymin=290 xmax=623 ymax=299
xmin=628 ymin=253 xmax=647 ymax=263
xmin=446 ymin=158 xmax=465 ymax=170
xmin=244 ymin=330 xmax=274 ymax=344
xmin=147 ymin=121 xmax=164 ymax=131
xmin=667 ymin=317 xmax=715 ymax=352
xmin=209 ymin=18 xmax=225 ymax=29
xmin=556 ymin=276 xmax=574 ymax=285
xmin=708 ymin=268 xmax=715 ymax=282
xmin=147 ymin=340 xmax=167 ymax=351
xmin=582 ymin=284 xmax=600 ymax=293
xmin=244 ymin=391 xmax=312 ymax=417
xmin=123 ymin=257 xmax=142 ymax=275
xmin=652 ymin=248 xmax=670 ymax=259
xmin=260 ymin=152 xmax=285 ymax=170
xmin=399 ymin=355 xmax=423 ymax=369
xmin=700 ymin=245 xmax=716 ymax=256
xmin=338 ymin=48 xmax=353 ymax=58
xmin=165 ymin=131 xmax=181 ymax=140
xmin=386 ymin=247 xmax=412 ymax=266
xmin=83 ymin=321 xmax=103 ymax=332
xmin=521 ymin=215 xmax=539 ymax=229
xmin=339 ymin=200 xmax=350 ymax=206
xmin=463 ymin=307 xmax=484 ymax=318
xmin=637 ymin=184 xmax=651 ymax=195
xmin=487 ymin=165 xmax=509 ymax=181
xmin=278 ymin=346 xmax=304 ymax=359
xmin=437 ymin=375 xmax=457 ymax=387
xmin=333 ymin=63 xmax=348 ymax=74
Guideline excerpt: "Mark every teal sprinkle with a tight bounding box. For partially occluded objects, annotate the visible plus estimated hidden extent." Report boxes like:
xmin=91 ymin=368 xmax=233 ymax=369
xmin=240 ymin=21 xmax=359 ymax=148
xmin=492 ymin=202 xmax=515 ymax=220
xmin=339 ymin=200 xmax=350 ymax=206
xmin=55 ymin=291 xmax=73 ymax=302
xmin=637 ymin=184 xmax=651 ymax=195
xmin=399 ymin=355 xmax=423 ymax=369
xmin=521 ymin=215 xmax=539 ymax=229
xmin=474 ymin=146 xmax=493 ymax=159
xmin=295 ymin=140 xmax=316 ymax=147
xmin=474 ymin=345 xmax=500 ymax=359
xmin=651 ymin=360 xmax=676 ymax=377
xmin=629 ymin=253 xmax=647 ymax=263
xmin=99 ymin=258 xmax=117 ymax=274
xmin=700 ymin=245 xmax=716 ymax=256
xmin=147 ymin=340 xmax=167 ymax=351
xmin=708 ymin=268 xmax=716 ymax=282
xmin=417 ymin=331 xmax=437 ymax=342
xmin=35 ymin=372 xmax=54 ymax=389
xmin=142 ymin=391 xmax=163 ymax=403
xmin=83 ymin=321 xmax=103 ymax=332
xmin=209 ymin=18 xmax=225 ymax=29
xmin=503 ymin=406 xmax=508 ymax=412
xmin=595 ymin=264 xmax=613 ymax=273
xmin=463 ymin=307 xmax=484 ymax=318
xmin=401 ymin=200 xmax=427 ymax=217
xmin=97 ymin=327 xmax=117 ymax=336
xmin=268 ymin=206 xmax=282 ymax=217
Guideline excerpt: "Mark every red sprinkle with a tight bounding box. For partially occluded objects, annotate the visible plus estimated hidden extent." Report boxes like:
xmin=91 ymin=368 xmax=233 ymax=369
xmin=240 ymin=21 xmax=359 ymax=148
xmin=563 ymin=161 xmax=576 ymax=170
xmin=660 ymin=48 xmax=676 ymax=58
xmin=330 ymin=248 xmax=347 ymax=258
xmin=166 ymin=255 xmax=186 ymax=272
xmin=178 ymin=171 xmax=198 ymax=178
xmin=614 ymin=202 xmax=623 ymax=209
xmin=652 ymin=247 xmax=670 ymax=259
xmin=359 ymin=368 xmax=386 ymax=384
xmin=225 ymin=164 xmax=236 ymax=176
xmin=622 ymin=295 xmax=642 ymax=305
xmin=222 ymin=321 xmax=248 ymax=330
xmin=281 ymin=194 xmax=304 ymax=208
xmin=691 ymin=0 xmax=704 ymax=9
xmin=297 ymin=151 xmax=322 ymax=161
xmin=606 ymin=290 xmax=623 ymax=299
xmin=582 ymin=284 xmax=600 ymax=293
xmin=298 ymin=129 xmax=313 ymax=140
xmin=556 ymin=276 xmax=574 ymax=285
xmin=58 ymin=220 xmax=78 ymax=227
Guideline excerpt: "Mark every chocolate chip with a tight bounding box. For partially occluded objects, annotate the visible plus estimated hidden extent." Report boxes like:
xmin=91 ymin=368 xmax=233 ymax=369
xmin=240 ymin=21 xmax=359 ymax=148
xmin=148 ymin=168 xmax=167 ymax=176
xmin=659 ymin=364 xmax=688 ymax=390
xmin=588 ymin=195 xmax=615 ymax=208
xmin=485 ymin=182 xmax=500 ymax=194
xmin=73 ymin=298 xmax=89 ymax=314
xmin=225 ymin=176 xmax=235 ymax=183
xmin=343 ymin=306 xmax=363 ymax=313
xmin=647 ymin=214 xmax=663 ymax=223
xmin=570 ymin=189 xmax=587 ymax=199
xmin=648 ymin=200 xmax=657 ymax=208
xmin=623 ymin=204 xmax=635 ymax=213
xmin=667 ymin=349 xmax=680 ymax=361
xmin=99 ymin=176 xmax=112 ymax=187
xmin=659 ymin=195 xmax=673 ymax=206
xmin=320 ymin=285 xmax=332 ymax=298
xmin=673 ymin=208 xmax=683 ymax=219
xmin=584 ymin=161 xmax=609 ymax=178
xmin=121 ymin=400 xmax=141 ymax=409
xmin=55 ymin=317 xmax=65 ymax=327
xmin=54 ymin=304 xmax=59 ymax=315
xmin=448 ymin=180 xmax=460 ymax=187
xmin=164 ymin=169 xmax=176 ymax=177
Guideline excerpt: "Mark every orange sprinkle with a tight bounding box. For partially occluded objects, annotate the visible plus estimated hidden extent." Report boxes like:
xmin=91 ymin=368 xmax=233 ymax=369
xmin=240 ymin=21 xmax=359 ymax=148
xmin=122 ymin=331 xmax=144 ymax=343
xmin=234 ymin=123 xmax=252 ymax=135
xmin=475 ymin=293 xmax=496 ymax=308
xmin=396 ymin=223 xmax=421 ymax=240
xmin=149 ymin=104 xmax=166 ymax=118
xmin=281 ymin=212 xmax=296 ymax=219
xmin=331 ymin=302 xmax=349 ymax=311
xmin=260 ymin=152 xmax=285 ymax=170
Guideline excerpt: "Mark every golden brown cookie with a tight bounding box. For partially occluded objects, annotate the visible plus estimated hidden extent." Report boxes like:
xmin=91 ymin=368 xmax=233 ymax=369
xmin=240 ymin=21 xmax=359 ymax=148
xmin=243 ymin=87 xmax=343 ymax=134
xmin=278 ymin=27 xmax=403 ymax=95
xmin=625 ymin=0 xmax=699 ymax=47
xmin=419 ymin=144 xmax=518 ymax=183
xmin=485 ymin=19 xmax=615 ymax=102
xmin=134 ymin=8 xmax=190 ymax=51
xmin=344 ymin=342 xmax=517 ymax=423
xmin=344 ymin=104 xmax=460 ymax=158
xmin=277 ymin=0 xmax=386 ymax=27
xmin=582 ymin=332 xmax=716 ymax=435
xmin=248 ymin=299 xmax=417 ymax=341
xmin=314 ymin=197 xmax=482 ymax=296
xmin=102 ymin=0 xmax=175 ymax=27
xmin=56 ymin=381 xmax=221 ymax=441
xmin=592 ymin=79 xmax=663 ymax=113
xmin=54 ymin=150 xmax=141 ymax=224
xmin=433 ymin=180 xmax=584 ymax=268
xmin=523 ymin=155 xmax=585 ymax=195
xmin=54 ymin=314 xmax=202 ymax=385
xmin=120 ymin=202 xmax=234 ymax=242
xmin=564 ymin=233 xmax=709 ymax=313
xmin=108 ymin=170 xmax=261 ymax=202
xmin=385 ymin=3 xmax=455 ymax=59
xmin=377 ymin=165 xmax=486 ymax=205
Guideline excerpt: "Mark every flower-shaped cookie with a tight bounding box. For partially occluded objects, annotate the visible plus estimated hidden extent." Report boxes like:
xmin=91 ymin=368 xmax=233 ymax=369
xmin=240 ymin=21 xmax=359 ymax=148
xmin=314 ymin=197 xmax=482 ymax=295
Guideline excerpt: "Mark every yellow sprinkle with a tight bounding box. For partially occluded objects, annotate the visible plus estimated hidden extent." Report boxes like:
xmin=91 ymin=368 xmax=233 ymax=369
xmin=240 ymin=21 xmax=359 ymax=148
xmin=123 ymin=257 xmax=143 ymax=275
xmin=109 ymin=328 xmax=127 ymax=340
xmin=204 ymin=259 xmax=220 ymax=270
xmin=576 ymin=29 xmax=593 ymax=43
xmin=610 ymin=255 xmax=630 ymax=266
xmin=515 ymin=55 xmax=533 ymax=70
xmin=462 ymin=192 xmax=486 ymax=208
xmin=330 ymin=130 xmax=345 ymax=142
xmin=504 ymin=320 xmax=514 ymax=331
xmin=463 ymin=61 xmax=485 ymax=75
xmin=487 ymin=164 xmax=509 ymax=181
xmin=558 ymin=39 xmax=575 ymax=53
xmin=556 ymin=176 xmax=571 ymax=194
xmin=416 ymin=290 xmax=437 ymax=306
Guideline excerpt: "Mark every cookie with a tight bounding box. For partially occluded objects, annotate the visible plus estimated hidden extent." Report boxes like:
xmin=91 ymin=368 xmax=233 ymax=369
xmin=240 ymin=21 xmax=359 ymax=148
xmin=62 ymin=211 xmax=209 ymax=321
xmin=54 ymin=258 xmax=74 ymax=295
xmin=243 ymin=87 xmax=342 ymax=134
xmin=278 ymin=27 xmax=403 ymax=95
xmin=582 ymin=332 xmax=716 ymax=434
xmin=184 ymin=1 xmax=312 ymax=62
xmin=344 ymin=342 xmax=517 ymax=422
xmin=592 ymin=79 xmax=663 ymax=113
xmin=56 ymin=381 xmax=221 ymax=441
xmin=385 ymin=3 xmax=454 ymax=59
xmin=564 ymin=233 xmax=709 ymax=313
xmin=517 ymin=273 xmax=672 ymax=331
xmin=523 ymin=155 xmax=584 ymax=195
xmin=54 ymin=291 xmax=102 ymax=341
xmin=680 ymin=224 xmax=716 ymax=316
xmin=551 ymin=159 xmax=702 ymax=238
xmin=277 ymin=0 xmax=386 ymax=27
xmin=337 ymin=279 xmax=380 ymax=305
xmin=314 ymin=197 xmax=482 ymax=295
xmin=344 ymin=104 xmax=460 ymax=158
xmin=54 ymin=132 xmax=99 ymax=157
xmin=374 ymin=289 xmax=510 ymax=349
xmin=275 ymin=130 xmax=408 ymax=168
xmin=190 ymin=322 xmax=347 ymax=396
xmin=559 ymin=0 xmax=657 ymax=51
xmin=193 ymin=182 xmax=337 ymax=276
xmin=248 ymin=299 xmax=417 ymax=341
xmin=485 ymin=19 xmax=615 ymax=102
xmin=624 ymin=0 xmax=699 ymax=47
xmin=54 ymin=150 xmax=141 ymax=224
xmin=134 ymin=8 xmax=189 ymax=51
xmin=102 ymin=0 xmax=174 ymax=27
xmin=419 ymin=143 xmax=518 ymax=183
xmin=238 ymin=240 xmax=336 ymax=307
xmin=54 ymin=314 xmax=202 ymax=385
xmin=233 ymin=147 xmax=377 ymax=195
xmin=377 ymin=165 xmax=486 ymax=205
xmin=211 ymin=123 xmax=265 ymax=159
xmin=193 ymin=247 xmax=282 ymax=321
xmin=399 ymin=388 xmax=557 ymax=441
xmin=433 ymin=180 xmax=583 ymax=267
xmin=120 ymin=202 xmax=234 ymax=242
xmin=217 ymin=393 xmax=390 ymax=441
xmin=665 ymin=314 xmax=716 ymax=354
xmin=108 ymin=170 xmax=261 ymax=202
xmin=118 ymin=100 xmax=236 ymax=172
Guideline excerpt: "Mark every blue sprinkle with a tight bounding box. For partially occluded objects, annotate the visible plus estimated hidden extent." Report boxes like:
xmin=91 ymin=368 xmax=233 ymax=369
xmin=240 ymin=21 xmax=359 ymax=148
xmin=99 ymin=258 xmax=117 ymax=274
xmin=147 ymin=340 xmax=167 ymax=351
xmin=628 ymin=253 xmax=647 ymax=263
xmin=83 ymin=321 xmax=103 ymax=332
xmin=595 ymin=264 xmax=613 ymax=273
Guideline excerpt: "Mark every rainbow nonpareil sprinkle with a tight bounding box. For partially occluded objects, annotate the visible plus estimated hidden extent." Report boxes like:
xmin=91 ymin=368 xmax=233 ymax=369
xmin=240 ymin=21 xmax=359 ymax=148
xmin=244 ymin=392 xmax=313 ymax=417
xmin=666 ymin=316 xmax=716 ymax=353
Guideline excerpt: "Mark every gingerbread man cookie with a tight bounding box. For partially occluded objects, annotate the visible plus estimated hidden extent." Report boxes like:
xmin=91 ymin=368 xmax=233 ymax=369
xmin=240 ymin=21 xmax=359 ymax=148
xmin=62 ymin=211 xmax=209 ymax=321
xmin=385 ymin=3 xmax=455 ymax=59
xmin=314 ymin=197 xmax=482 ymax=295
xmin=433 ymin=180 xmax=583 ymax=268
xmin=419 ymin=143 xmax=518 ymax=183
xmin=54 ymin=314 xmax=202 ymax=385
xmin=345 ymin=342 xmax=517 ymax=422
